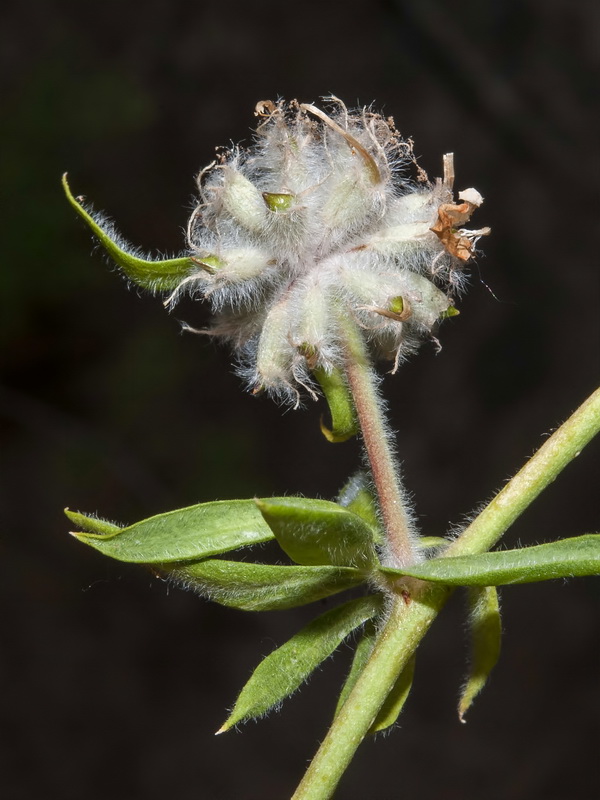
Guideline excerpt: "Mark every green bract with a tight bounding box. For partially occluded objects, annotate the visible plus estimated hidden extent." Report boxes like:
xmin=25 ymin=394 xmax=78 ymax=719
xmin=313 ymin=366 xmax=358 ymax=443
xmin=63 ymin=174 xmax=194 ymax=292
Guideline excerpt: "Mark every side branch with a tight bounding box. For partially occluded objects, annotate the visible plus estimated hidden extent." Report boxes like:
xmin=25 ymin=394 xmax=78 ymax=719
xmin=450 ymin=386 xmax=600 ymax=557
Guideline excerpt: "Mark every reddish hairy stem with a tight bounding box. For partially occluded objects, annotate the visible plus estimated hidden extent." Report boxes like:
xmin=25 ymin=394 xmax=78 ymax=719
xmin=341 ymin=318 xmax=418 ymax=567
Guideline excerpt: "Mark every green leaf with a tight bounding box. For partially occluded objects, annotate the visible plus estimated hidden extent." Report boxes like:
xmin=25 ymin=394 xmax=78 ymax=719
xmin=165 ymin=559 xmax=365 ymax=611
xmin=370 ymin=655 xmax=415 ymax=734
xmin=459 ymin=586 xmax=502 ymax=722
xmin=255 ymin=497 xmax=378 ymax=568
xmin=63 ymin=173 xmax=194 ymax=291
xmin=334 ymin=621 xmax=415 ymax=734
xmin=65 ymin=508 xmax=121 ymax=536
xmin=334 ymin=620 xmax=377 ymax=715
xmin=336 ymin=472 xmax=383 ymax=544
xmin=218 ymin=594 xmax=383 ymax=731
xmin=68 ymin=500 xmax=278 ymax=563
xmin=313 ymin=366 xmax=358 ymax=442
xmin=379 ymin=534 xmax=600 ymax=585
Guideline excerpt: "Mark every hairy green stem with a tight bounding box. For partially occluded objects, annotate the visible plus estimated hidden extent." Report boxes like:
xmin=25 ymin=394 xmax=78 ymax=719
xmin=293 ymin=386 xmax=600 ymax=799
xmin=340 ymin=317 xmax=417 ymax=568
xmin=448 ymin=386 xmax=600 ymax=557
xmin=292 ymin=585 xmax=450 ymax=800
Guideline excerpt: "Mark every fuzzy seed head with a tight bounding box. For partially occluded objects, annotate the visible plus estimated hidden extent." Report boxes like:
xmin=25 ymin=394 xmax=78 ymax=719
xmin=170 ymin=97 xmax=488 ymax=404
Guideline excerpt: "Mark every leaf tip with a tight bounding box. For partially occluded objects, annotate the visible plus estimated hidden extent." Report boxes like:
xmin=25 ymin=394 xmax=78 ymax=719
xmin=215 ymin=723 xmax=230 ymax=736
xmin=61 ymin=172 xmax=78 ymax=203
xmin=319 ymin=415 xmax=354 ymax=443
xmin=68 ymin=529 xmax=91 ymax=544
xmin=253 ymin=497 xmax=272 ymax=515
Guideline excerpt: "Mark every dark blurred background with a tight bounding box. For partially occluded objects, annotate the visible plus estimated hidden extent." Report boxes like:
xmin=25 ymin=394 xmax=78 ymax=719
xmin=1 ymin=1 xmax=598 ymax=798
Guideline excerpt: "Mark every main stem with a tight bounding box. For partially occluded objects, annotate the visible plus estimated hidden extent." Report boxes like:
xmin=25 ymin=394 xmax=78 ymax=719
xmin=340 ymin=317 xmax=417 ymax=567
xmin=293 ymin=373 xmax=600 ymax=798
xmin=292 ymin=584 xmax=450 ymax=800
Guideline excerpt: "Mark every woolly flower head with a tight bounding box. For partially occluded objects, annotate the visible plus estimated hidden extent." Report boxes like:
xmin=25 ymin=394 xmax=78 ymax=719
xmin=65 ymin=97 xmax=488 ymax=406
xmin=172 ymin=97 xmax=487 ymax=404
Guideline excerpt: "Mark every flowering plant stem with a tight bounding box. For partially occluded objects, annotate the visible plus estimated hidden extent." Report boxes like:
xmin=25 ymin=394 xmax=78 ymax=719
xmin=340 ymin=314 xmax=418 ymax=568
xmin=293 ymin=366 xmax=600 ymax=798
xmin=62 ymin=100 xmax=599 ymax=797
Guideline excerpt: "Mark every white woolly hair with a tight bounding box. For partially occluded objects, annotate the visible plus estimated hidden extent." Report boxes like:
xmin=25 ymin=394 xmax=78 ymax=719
xmin=160 ymin=97 xmax=486 ymax=404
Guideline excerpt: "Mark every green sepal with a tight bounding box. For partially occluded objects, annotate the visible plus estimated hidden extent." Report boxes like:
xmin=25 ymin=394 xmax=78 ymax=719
xmin=313 ymin=366 xmax=358 ymax=443
xmin=379 ymin=534 xmax=600 ymax=585
xmin=262 ymin=191 xmax=294 ymax=212
xmin=193 ymin=254 xmax=224 ymax=274
xmin=164 ymin=559 xmax=365 ymax=611
xmin=218 ymin=594 xmax=383 ymax=732
xmin=370 ymin=655 xmax=415 ymax=734
xmin=255 ymin=497 xmax=378 ymax=568
xmin=62 ymin=173 xmax=194 ymax=292
xmin=336 ymin=472 xmax=383 ymax=545
xmin=389 ymin=295 xmax=405 ymax=315
xmin=459 ymin=586 xmax=502 ymax=722
xmin=67 ymin=499 xmax=278 ymax=563
xmin=65 ymin=508 xmax=120 ymax=536
xmin=439 ymin=306 xmax=460 ymax=319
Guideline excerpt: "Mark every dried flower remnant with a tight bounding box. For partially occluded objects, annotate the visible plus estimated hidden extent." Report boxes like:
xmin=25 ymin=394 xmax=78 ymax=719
xmin=430 ymin=188 xmax=490 ymax=263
